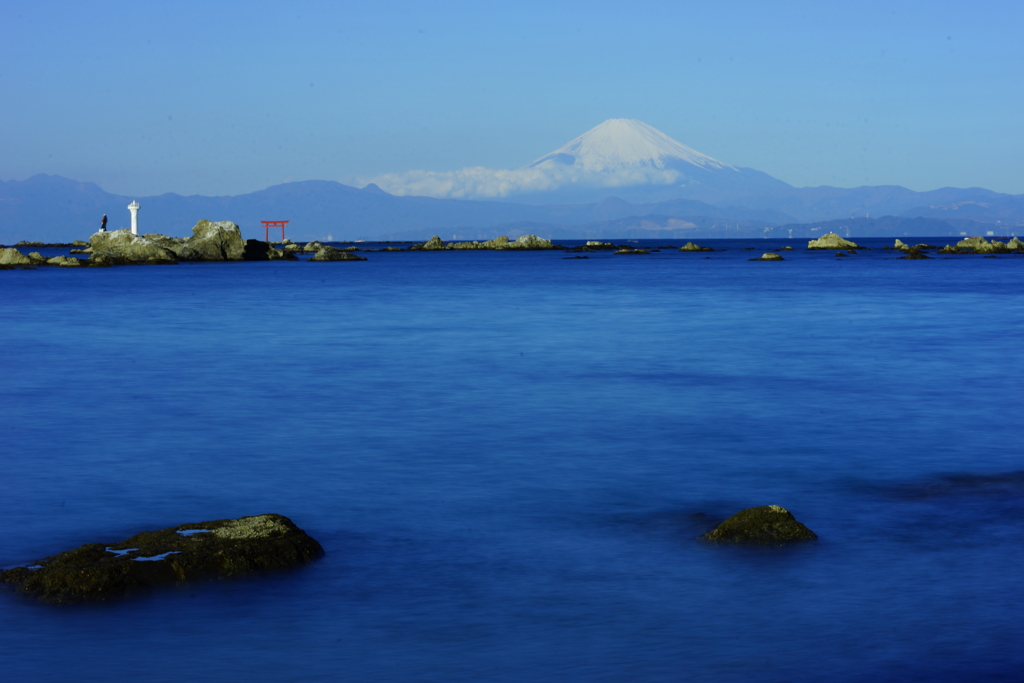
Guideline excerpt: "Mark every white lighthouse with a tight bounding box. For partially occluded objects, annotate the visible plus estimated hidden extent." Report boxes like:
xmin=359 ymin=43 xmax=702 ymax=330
xmin=128 ymin=201 xmax=140 ymax=235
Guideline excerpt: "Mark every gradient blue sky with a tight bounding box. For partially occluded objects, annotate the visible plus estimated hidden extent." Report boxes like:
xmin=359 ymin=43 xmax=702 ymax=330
xmin=2 ymin=0 xmax=1021 ymax=197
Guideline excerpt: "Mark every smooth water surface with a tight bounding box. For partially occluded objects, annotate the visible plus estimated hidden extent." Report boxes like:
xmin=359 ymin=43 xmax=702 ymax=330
xmin=2 ymin=240 xmax=1023 ymax=682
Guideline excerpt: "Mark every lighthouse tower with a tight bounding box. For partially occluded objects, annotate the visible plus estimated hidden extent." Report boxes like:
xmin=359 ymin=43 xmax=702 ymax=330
xmin=128 ymin=201 xmax=140 ymax=235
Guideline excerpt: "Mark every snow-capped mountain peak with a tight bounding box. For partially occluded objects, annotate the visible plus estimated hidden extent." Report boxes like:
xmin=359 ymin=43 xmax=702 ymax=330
xmin=527 ymin=119 xmax=734 ymax=173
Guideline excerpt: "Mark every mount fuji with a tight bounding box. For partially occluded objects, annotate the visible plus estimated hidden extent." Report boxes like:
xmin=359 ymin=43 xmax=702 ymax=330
xmin=368 ymin=118 xmax=791 ymax=204
xmin=529 ymin=119 xmax=735 ymax=173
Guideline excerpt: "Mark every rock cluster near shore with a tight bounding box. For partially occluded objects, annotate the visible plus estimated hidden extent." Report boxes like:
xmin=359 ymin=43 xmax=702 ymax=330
xmin=0 ymin=514 xmax=324 ymax=603
xmin=701 ymin=505 xmax=817 ymax=544
xmin=949 ymin=236 xmax=1024 ymax=254
xmin=410 ymin=234 xmax=556 ymax=251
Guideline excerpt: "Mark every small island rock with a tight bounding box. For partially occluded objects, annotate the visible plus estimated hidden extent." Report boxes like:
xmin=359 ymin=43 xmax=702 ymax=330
xmin=46 ymin=255 xmax=82 ymax=267
xmin=750 ymin=252 xmax=784 ymax=261
xmin=309 ymin=245 xmax=367 ymax=261
xmin=701 ymin=505 xmax=817 ymax=544
xmin=807 ymin=233 xmax=862 ymax=250
xmin=0 ymin=514 xmax=324 ymax=604
xmin=420 ymin=235 xmax=447 ymax=250
xmin=0 ymin=247 xmax=33 ymax=266
xmin=680 ymin=242 xmax=713 ymax=252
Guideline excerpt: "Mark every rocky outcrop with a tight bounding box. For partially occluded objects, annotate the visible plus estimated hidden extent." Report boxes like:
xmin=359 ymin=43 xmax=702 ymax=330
xmin=416 ymin=236 xmax=447 ymax=250
xmin=956 ymin=236 xmax=989 ymax=250
xmin=750 ymin=253 xmax=784 ymax=261
xmin=184 ymin=220 xmax=247 ymax=260
xmin=27 ymin=252 xmax=48 ymax=264
xmin=615 ymin=248 xmax=650 ymax=254
xmin=46 ymin=256 xmax=82 ymax=267
xmin=807 ymin=233 xmax=862 ymax=250
xmin=899 ymin=250 xmax=932 ymax=260
xmin=71 ymin=240 xmax=89 ymax=247
xmin=1008 ymin=237 xmax=1024 ymax=251
xmin=69 ymin=248 xmax=92 ymax=254
xmin=303 ymin=241 xmax=323 ymax=253
xmin=508 ymin=234 xmax=554 ymax=249
xmin=897 ymin=241 xmax=938 ymax=251
xmin=680 ymin=242 xmax=713 ymax=252
xmin=939 ymin=244 xmax=961 ymax=254
xmin=0 ymin=247 xmax=33 ymax=265
xmin=90 ymin=230 xmax=179 ymax=263
xmin=448 ymin=236 xmax=507 ymax=250
xmin=0 ymin=514 xmax=323 ymax=604
xmin=586 ymin=241 xmax=614 ymax=248
xmin=701 ymin=505 xmax=816 ymax=544
xmin=91 ymin=222 xmax=246 ymax=263
xmin=309 ymin=246 xmax=367 ymax=261
xmin=413 ymin=234 xmax=556 ymax=251
xmin=954 ymin=236 xmax=1012 ymax=254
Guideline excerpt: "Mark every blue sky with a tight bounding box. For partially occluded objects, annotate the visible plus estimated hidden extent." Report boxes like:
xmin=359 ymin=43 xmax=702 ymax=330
xmin=2 ymin=0 xmax=1021 ymax=197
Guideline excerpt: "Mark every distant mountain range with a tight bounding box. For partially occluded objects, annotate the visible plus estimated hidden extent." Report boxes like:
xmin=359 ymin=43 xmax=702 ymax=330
xmin=2 ymin=119 xmax=1022 ymax=243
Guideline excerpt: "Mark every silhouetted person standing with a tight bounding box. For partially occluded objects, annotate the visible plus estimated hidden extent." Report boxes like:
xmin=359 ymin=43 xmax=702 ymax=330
xmin=100 ymin=214 xmax=107 ymax=232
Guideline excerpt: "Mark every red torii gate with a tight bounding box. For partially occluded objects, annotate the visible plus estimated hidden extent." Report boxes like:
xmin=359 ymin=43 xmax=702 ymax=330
xmin=261 ymin=220 xmax=289 ymax=242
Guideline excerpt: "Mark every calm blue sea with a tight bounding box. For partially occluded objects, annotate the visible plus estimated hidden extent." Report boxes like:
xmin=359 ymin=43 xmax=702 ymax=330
xmin=2 ymin=239 xmax=1023 ymax=682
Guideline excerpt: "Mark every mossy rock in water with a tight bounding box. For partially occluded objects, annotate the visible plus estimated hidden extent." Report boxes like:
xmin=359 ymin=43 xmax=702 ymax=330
xmin=309 ymin=246 xmax=367 ymax=261
xmin=807 ymin=233 xmax=862 ymax=250
xmin=0 ymin=514 xmax=324 ymax=603
xmin=701 ymin=505 xmax=816 ymax=544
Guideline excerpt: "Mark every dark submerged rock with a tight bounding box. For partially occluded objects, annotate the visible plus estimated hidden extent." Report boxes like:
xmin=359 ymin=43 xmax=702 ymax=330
xmin=701 ymin=505 xmax=816 ymax=544
xmin=243 ymin=238 xmax=272 ymax=260
xmin=0 ymin=514 xmax=324 ymax=603
xmin=242 ymin=239 xmax=292 ymax=261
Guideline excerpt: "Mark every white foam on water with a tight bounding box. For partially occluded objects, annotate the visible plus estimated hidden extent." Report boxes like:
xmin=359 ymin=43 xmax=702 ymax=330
xmin=176 ymin=529 xmax=211 ymax=536
xmin=133 ymin=552 xmax=180 ymax=562
xmin=105 ymin=547 xmax=138 ymax=557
